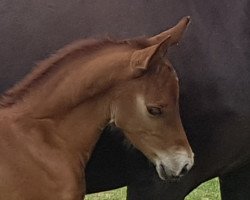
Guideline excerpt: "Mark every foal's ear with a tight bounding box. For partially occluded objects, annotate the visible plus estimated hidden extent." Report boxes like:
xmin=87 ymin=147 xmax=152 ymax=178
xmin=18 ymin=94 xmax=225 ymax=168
xmin=148 ymin=16 xmax=190 ymax=46
xmin=130 ymin=36 xmax=170 ymax=77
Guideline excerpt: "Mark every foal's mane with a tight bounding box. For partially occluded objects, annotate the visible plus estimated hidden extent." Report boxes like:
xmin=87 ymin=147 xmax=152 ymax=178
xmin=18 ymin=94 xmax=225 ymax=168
xmin=0 ymin=37 xmax=149 ymax=108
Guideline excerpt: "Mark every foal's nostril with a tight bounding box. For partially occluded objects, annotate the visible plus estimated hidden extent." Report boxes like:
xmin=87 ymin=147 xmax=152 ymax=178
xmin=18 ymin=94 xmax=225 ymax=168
xmin=159 ymin=164 xmax=168 ymax=178
xmin=179 ymin=164 xmax=189 ymax=176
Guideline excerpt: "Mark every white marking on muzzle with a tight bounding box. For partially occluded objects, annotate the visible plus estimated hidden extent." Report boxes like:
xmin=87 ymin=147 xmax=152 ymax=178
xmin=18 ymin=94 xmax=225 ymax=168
xmin=154 ymin=148 xmax=194 ymax=180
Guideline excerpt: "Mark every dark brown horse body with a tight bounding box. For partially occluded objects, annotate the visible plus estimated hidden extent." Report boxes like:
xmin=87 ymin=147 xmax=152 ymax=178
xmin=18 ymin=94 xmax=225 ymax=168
xmin=1 ymin=0 xmax=249 ymax=199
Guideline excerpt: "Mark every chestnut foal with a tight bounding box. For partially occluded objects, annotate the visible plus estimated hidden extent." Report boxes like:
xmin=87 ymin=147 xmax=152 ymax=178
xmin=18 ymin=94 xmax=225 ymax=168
xmin=0 ymin=17 xmax=193 ymax=200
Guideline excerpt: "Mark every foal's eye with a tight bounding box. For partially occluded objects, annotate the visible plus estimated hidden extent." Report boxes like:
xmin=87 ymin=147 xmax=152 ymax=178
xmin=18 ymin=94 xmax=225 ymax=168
xmin=147 ymin=106 xmax=163 ymax=116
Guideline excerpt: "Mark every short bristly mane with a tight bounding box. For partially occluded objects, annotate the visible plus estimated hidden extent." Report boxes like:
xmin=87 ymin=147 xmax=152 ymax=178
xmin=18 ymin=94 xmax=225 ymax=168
xmin=0 ymin=37 xmax=149 ymax=108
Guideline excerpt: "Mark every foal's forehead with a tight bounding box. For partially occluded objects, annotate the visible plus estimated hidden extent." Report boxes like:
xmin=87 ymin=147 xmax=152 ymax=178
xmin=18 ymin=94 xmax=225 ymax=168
xmin=149 ymin=60 xmax=178 ymax=84
xmin=138 ymin=63 xmax=179 ymax=103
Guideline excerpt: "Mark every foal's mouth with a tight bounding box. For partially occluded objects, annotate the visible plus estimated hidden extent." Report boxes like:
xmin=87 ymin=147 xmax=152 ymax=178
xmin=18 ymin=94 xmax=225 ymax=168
xmin=156 ymin=164 xmax=183 ymax=182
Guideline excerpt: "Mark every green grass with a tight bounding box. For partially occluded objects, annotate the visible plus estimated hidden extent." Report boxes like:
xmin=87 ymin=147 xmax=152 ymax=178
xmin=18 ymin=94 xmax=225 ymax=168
xmin=85 ymin=178 xmax=221 ymax=200
xmin=85 ymin=187 xmax=126 ymax=200
xmin=185 ymin=178 xmax=221 ymax=200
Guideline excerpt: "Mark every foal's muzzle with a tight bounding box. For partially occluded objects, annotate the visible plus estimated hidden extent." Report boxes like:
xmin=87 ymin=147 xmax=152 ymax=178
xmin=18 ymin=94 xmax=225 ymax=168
xmin=155 ymin=150 xmax=194 ymax=181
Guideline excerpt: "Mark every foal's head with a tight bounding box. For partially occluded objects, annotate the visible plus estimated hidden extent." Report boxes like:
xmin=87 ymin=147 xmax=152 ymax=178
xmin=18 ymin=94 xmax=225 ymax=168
xmin=112 ymin=17 xmax=194 ymax=180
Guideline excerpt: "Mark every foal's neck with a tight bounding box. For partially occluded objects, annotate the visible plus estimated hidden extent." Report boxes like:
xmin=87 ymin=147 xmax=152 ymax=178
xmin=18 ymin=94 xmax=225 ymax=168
xmin=23 ymin=46 xmax=131 ymax=117
xmin=54 ymin=95 xmax=112 ymax=165
xmin=9 ymin=44 xmax=132 ymax=165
